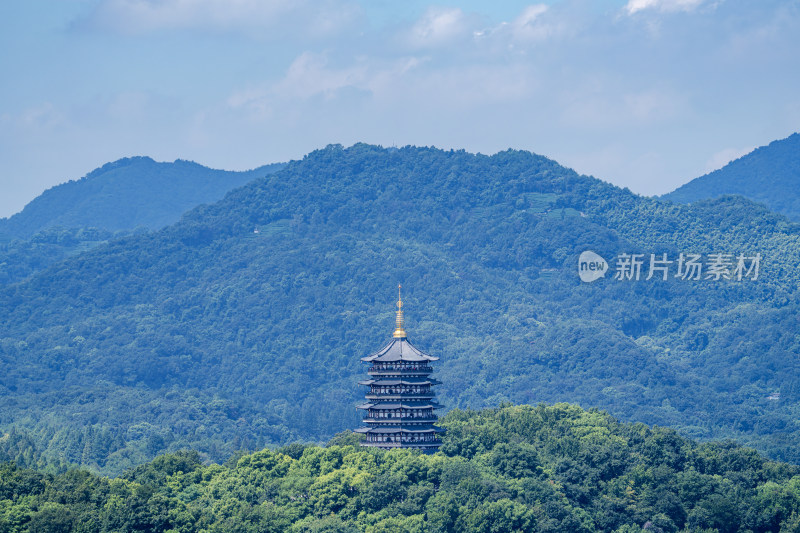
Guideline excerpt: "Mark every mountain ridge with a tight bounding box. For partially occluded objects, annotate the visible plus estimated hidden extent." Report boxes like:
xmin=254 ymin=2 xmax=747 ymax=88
xmin=2 ymin=143 xmax=799 ymax=474
xmin=0 ymin=156 xmax=285 ymax=241
xmin=663 ymin=133 xmax=800 ymax=220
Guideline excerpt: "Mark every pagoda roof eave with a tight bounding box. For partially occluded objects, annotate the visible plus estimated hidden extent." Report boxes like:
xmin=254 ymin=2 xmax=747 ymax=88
xmin=360 ymin=378 xmax=437 ymax=386
xmin=360 ymin=337 xmax=438 ymax=362
xmin=361 ymin=354 xmax=440 ymax=362
xmin=357 ymin=402 xmax=439 ymax=410
xmin=355 ymin=426 xmax=446 ymax=434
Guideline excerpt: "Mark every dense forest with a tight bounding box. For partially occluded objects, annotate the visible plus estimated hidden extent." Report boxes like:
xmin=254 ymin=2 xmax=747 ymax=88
xmin=3 ymin=404 xmax=800 ymax=532
xmin=664 ymin=133 xmax=800 ymax=221
xmin=0 ymin=227 xmax=139 ymax=286
xmin=2 ymin=143 xmax=800 ymax=474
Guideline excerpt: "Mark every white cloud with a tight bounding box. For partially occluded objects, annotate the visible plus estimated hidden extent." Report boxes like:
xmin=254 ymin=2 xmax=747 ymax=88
xmin=387 ymin=62 xmax=536 ymax=108
xmin=274 ymin=52 xmax=371 ymax=100
xmin=703 ymin=146 xmax=754 ymax=173
xmin=517 ymin=4 xmax=549 ymax=25
xmin=625 ymin=0 xmax=707 ymax=15
xmin=624 ymin=89 xmax=686 ymax=122
xmin=106 ymin=92 xmax=151 ymax=122
xmin=225 ymin=47 xmax=539 ymax=128
xmin=226 ymin=53 xmax=424 ymax=118
xmin=511 ymin=4 xmax=555 ymax=41
xmin=469 ymin=4 xmax=573 ymax=53
xmin=19 ymin=102 xmax=66 ymax=132
xmin=88 ymin=0 xmax=288 ymax=32
xmin=407 ymin=7 xmax=471 ymax=48
xmin=559 ymin=84 xmax=687 ymax=130
xmin=84 ymin=0 xmax=359 ymax=36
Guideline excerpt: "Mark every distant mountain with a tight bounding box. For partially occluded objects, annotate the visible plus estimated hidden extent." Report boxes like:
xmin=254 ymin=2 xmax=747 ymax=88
xmin=0 ymin=156 xmax=285 ymax=241
xmin=663 ymin=133 xmax=800 ymax=220
xmin=0 ymin=157 xmax=284 ymax=285
xmin=2 ymin=144 xmax=800 ymax=474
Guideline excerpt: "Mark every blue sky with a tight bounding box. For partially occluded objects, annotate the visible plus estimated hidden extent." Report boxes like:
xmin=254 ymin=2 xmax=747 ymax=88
xmin=1 ymin=0 xmax=798 ymax=218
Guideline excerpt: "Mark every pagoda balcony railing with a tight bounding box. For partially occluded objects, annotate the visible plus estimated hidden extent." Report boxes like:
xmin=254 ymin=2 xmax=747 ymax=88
xmin=363 ymin=440 xmax=442 ymax=446
xmin=362 ymin=417 xmax=439 ymax=424
xmin=361 ymin=441 xmax=441 ymax=448
xmin=368 ymin=387 xmax=432 ymax=394
xmin=366 ymin=411 xmax=434 ymax=418
xmin=368 ymin=366 xmax=432 ymax=374
xmin=365 ymin=393 xmax=435 ymax=400
xmin=364 ymin=436 xmax=441 ymax=445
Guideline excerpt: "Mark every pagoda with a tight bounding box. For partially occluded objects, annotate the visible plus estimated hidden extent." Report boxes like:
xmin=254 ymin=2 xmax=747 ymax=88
xmin=355 ymin=286 xmax=444 ymax=452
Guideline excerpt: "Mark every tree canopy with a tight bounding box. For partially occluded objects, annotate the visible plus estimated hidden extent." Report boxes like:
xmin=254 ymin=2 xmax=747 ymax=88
xmin=3 ymin=404 xmax=800 ymax=532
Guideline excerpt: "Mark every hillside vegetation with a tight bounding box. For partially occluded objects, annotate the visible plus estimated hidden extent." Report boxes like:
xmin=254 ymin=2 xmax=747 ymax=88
xmin=664 ymin=133 xmax=800 ymax=220
xmin=0 ymin=157 xmax=284 ymax=284
xmin=3 ymin=404 xmax=800 ymax=533
xmin=0 ymin=157 xmax=284 ymax=240
xmin=2 ymin=144 xmax=800 ymax=474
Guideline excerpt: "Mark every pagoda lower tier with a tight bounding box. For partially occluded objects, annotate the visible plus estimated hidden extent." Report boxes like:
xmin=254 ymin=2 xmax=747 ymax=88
xmin=354 ymin=426 xmax=445 ymax=449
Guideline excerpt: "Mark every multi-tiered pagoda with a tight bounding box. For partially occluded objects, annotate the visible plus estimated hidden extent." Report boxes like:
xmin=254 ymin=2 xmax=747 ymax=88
xmin=355 ymin=286 xmax=444 ymax=452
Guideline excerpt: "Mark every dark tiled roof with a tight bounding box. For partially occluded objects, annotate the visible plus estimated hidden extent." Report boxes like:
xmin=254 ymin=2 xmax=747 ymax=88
xmin=356 ymin=426 xmax=446 ymax=434
xmin=360 ymin=337 xmax=440 ymax=362
xmin=356 ymin=402 xmax=438 ymax=410
xmin=358 ymin=378 xmax=438 ymax=386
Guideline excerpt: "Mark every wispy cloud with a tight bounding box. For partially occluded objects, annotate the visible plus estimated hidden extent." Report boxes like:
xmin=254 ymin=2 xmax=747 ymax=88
xmin=18 ymin=102 xmax=66 ymax=133
xmin=226 ymin=53 xmax=425 ymax=117
xmin=624 ymin=0 xmax=708 ymax=15
xmin=704 ymin=146 xmax=754 ymax=174
xmin=406 ymin=7 xmax=472 ymax=48
xmin=510 ymin=4 xmax=557 ymax=42
xmin=274 ymin=52 xmax=371 ymax=100
xmin=559 ymin=86 xmax=688 ymax=130
xmin=83 ymin=0 xmax=360 ymax=37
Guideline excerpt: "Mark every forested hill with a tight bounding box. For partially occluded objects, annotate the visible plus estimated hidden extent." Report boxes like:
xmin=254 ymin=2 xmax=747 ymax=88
xmin=0 ymin=157 xmax=284 ymax=285
xmin=663 ymin=133 xmax=800 ymax=220
xmin=2 ymin=143 xmax=800 ymax=474
xmin=4 ymin=404 xmax=800 ymax=533
xmin=0 ymin=157 xmax=285 ymax=241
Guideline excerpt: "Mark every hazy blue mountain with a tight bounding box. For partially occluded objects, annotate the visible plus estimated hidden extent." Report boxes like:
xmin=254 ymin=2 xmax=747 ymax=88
xmin=663 ymin=133 xmax=800 ymax=220
xmin=1 ymin=144 xmax=799 ymax=474
xmin=0 ymin=157 xmax=284 ymax=285
xmin=0 ymin=156 xmax=285 ymax=241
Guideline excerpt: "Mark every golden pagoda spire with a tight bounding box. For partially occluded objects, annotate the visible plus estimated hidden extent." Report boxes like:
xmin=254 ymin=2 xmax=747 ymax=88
xmin=393 ymin=284 xmax=407 ymax=338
